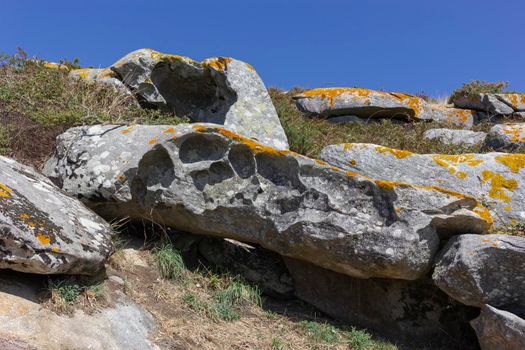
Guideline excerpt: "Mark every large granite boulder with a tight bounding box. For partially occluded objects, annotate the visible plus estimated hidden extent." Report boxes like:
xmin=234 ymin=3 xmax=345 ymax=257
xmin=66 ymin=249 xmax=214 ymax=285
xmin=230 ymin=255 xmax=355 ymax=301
xmin=484 ymin=123 xmax=525 ymax=150
xmin=424 ymin=128 xmax=487 ymax=146
xmin=109 ymin=48 xmax=288 ymax=149
xmin=453 ymin=93 xmax=525 ymax=115
xmin=43 ymin=124 xmax=490 ymax=280
xmin=0 ymin=156 xmax=113 ymax=275
xmin=320 ymin=143 xmax=525 ymax=227
xmin=293 ymin=88 xmax=478 ymax=127
xmin=471 ymin=305 xmax=525 ymax=350
xmin=285 ymin=258 xmax=479 ymax=348
xmin=432 ymin=234 xmax=525 ymax=314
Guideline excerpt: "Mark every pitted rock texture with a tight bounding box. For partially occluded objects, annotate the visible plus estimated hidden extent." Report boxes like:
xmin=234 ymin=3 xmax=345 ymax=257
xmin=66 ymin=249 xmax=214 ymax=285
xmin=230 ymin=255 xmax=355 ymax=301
xmin=424 ymin=128 xmax=487 ymax=146
xmin=320 ymin=143 xmax=525 ymax=228
xmin=471 ymin=305 xmax=525 ymax=350
xmin=285 ymin=258 xmax=479 ymax=348
xmin=0 ymin=156 xmax=113 ymax=275
xmin=43 ymin=124 xmax=490 ymax=280
xmin=484 ymin=123 xmax=525 ymax=150
xmin=293 ymin=88 xmax=478 ymax=126
xmin=107 ymin=48 xmax=288 ymax=149
xmin=433 ymin=234 xmax=525 ymax=314
xmin=453 ymin=93 xmax=525 ymax=115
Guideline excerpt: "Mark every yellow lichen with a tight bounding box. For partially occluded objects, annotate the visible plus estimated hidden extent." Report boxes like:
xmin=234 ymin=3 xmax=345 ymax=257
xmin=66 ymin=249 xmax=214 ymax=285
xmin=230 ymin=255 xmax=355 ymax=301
xmin=163 ymin=127 xmax=175 ymax=133
xmin=19 ymin=213 xmax=30 ymax=219
xmin=456 ymin=171 xmax=468 ymax=179
xmin=148 ymin=139 xmax=157 ymax=145
xmin=0 ymin=183 xmax=13 ymax=198
xmin=495 ymin=154 xmax=525 ymax=173
xmin=474 ymin=204 xmax=493 ymax=226
xmin=374 ymin=145 xmax=413 ymax=159
xmin=432 ymin=154 xmax=484 ymax=168
xmin=36 ymin=232 xmax=51 ymax=245
xmin=481 ymin=170 xmax=517 ymax=203
xmin=349 ymin=159 xmax=357 ymax=166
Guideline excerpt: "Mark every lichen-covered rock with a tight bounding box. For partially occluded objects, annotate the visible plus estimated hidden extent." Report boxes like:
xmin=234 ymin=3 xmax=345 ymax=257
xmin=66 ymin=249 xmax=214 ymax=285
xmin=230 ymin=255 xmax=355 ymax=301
xmin=285 ymin=258 xmax=479 ymax=348
xmin=0 ymin=156 xmax=113 ymax=275
xmin=69 ymin=68 xmax=131 ymax=95
xmin=293 ymin=88 xmax=478 ymax=126
xmin=43 ymin=124 xmax=490 ymax=280
xmin=432 ymin=234 xmax=525 ymax=313
xmin=424 ymin=128 xmax=487 ymax=146
xmin=484 ymin=123 xmax=525 ymax=150
xmin=109 ymin=48 xmax=288 ymax=149
xmin=320 ymin=143 xmax=525 ymax=227
xmin=471 ymin=305 xmax=525 ymax=350
xmin=453 ymin=93 xmax=525 ymax=115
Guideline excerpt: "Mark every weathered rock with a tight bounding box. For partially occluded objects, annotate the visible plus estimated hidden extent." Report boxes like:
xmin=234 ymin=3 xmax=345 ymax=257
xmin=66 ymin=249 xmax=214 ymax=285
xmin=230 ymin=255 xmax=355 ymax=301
xmin=110 ymin=48 xmax=288 ymax=149
xmin=0 ymin=272 xmax=158 ymax=350
xmin=0 ymin=156 xmax=113 ymax=275
xmin=484 ymin=123 xmax=525 ymax=150
xmin=198 ymin=238 xmax=294 ymax=297
xmin=453 ymin=93 xmax=525 ymax=115
xmin=285 ymin=258 xmax=479 ymax=348
xmin=293 ymin=88 xmax=478 ymax=126
xmin=433 ymin=234 xmax=525 ymax=314
xmin=424 ymin=128 xmax=487 ymax=146
xmin=471 ymin=305 xmax=525 ymax=350
xmin=327 ymin=115 xmax=365 ymax=123
xmin=320 ymin=143 xmax=525 ymax=227
xmin=43 ymin=124 xmax=490 ymax=280
xmin=69 ymin=68 xmax=131 ymax=94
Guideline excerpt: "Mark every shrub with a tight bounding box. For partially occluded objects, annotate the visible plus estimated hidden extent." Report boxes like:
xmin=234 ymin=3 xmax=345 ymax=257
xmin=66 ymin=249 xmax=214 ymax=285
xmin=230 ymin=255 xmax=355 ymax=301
xmin=448 ymin=80 xmax=509 ymax=104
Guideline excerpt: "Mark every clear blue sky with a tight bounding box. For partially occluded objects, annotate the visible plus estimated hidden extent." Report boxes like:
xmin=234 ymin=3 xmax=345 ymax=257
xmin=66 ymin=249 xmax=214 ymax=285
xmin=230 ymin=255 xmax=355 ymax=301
xmin=2 ymin=0 xmax=524 ymax=96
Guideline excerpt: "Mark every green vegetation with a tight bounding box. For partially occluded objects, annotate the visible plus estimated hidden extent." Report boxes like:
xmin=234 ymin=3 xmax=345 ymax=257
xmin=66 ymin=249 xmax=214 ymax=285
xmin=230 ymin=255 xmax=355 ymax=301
xmin=448 ymin=80 xmax=510 ymax=104
xmin=0 ymin=52 xmax=187 ymax=166
xmin=270 ymin=88 xmax=481 ymax=158
xmin=47 ymin=277 xmax=105 ymax=313
xmin=153 ymin=243 xmax=186 ymax=281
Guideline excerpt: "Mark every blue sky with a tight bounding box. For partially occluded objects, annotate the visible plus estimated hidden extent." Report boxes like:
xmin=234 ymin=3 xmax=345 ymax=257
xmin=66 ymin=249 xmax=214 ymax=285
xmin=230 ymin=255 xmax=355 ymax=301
xmin=2 ymin=0 xmax=523 ymax=96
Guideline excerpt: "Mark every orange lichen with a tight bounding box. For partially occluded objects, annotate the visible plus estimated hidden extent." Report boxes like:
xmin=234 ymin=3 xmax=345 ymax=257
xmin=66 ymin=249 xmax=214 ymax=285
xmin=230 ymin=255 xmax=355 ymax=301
xmin=474 ymin=204 xmax=493 ymax=226
xmin=374 ymin=145 xmax=413 ymax=159
xmin=499 ymin=124 xmax=525 ymax=142
xmin=27 ymin=222 xmax=36 ymax=228
xmin=0 ymin=183 xmax=13 ymax=198
xmin=432 ymin=154 xmax=484 ymax=168
xmin=117 ymin=175 xmax=126 ymax=183
xmin=206 ymin=57 xmax=233 ymax=71
xmin=495 ymin=154 xmax=525 ymax=173
xmin=504 ymin=205 xmax=512 ymax=211
xmin=349 ymin=159 xmax=357 ymax=166
xmin=491 ymin=242 xmax=498 ymax=247
xmin=36 ymin=232 xmax=51 ymax=245
xmin=245 ymin=63 xmax=255 ymax=71
xmin=148 ymin=139 xmax=157 ymax=145
xmin=19 ymin=213 xmax=30 ymax=219
xmin=163 ymin=127 xmax=175 ymax=133
xmin=395 ymin=207 xmax=401 ymax=213
xmin=481 ymin=170 xmax=517 ymax=203
xmin=121 ymin=126 xmax=134 ymax=134
xmin=51 ymin=247 xmax=60 ymax=253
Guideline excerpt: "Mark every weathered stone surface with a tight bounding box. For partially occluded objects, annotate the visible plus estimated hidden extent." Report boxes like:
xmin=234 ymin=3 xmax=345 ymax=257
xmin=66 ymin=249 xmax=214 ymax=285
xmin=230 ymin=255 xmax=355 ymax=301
xmin=320 ymin=143 xmax=525 ymax=227
xmin=43 ymin=124 xmax=490 ymax=280
xmin=285 ymin=258 xmax=479 ymax=348
xmin=110 ymin=48 xmax=288 ymax=149
xmin=424 ymin=128 xmax=487 ymax=146
xmin=69 ymin=68 xmax=131 ymax=96
xmin=0 ymin=156 xmax=113 ymax=275
xmin=293 ymin=88 xmax=478 ymax=126
xmin=484 ymin=123 xmax=525 ymax=150
xmin=433 ymin=234 xmax=525 ymax=314
xmin=0 ymin=272 xmax=158 ymax=350
xmin=453 ymin=93 xmax=525 ymax=115
xmin=471 ymin=305 xmax=525 ymax=350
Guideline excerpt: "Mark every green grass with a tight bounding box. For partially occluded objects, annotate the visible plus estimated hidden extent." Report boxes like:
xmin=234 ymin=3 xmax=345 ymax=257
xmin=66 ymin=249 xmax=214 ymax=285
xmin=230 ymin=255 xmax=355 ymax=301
xmin=448 ymin=80 xmax=511 ymax=104
xmin=153 ymin=243 xmax=186 ymax=281
xmin=47 ymin=277 xmax=106 ymax=312
xmin=49 ymin=279 xmax=83 ymax=304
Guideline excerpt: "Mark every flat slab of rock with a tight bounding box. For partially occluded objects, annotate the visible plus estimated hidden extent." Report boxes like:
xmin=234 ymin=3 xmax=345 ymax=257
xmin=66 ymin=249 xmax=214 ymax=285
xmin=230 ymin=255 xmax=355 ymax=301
xmin=108 ymin=48 xmax=288 ymax=150
xmin=453 ymin=93 xmax=525 ymax=115
xmin=293 ymin=88 xmax=477 ymax=127
xmin=433 ymin=234 xmax=525 ymax=314
xmin=44 ymin=124 xmax=490 ymax=280
xmin=285 ymin=258 xmax=479 ymax=348
xmin=471 ymin=305 xmax=525 ymax=350
xmin=484 ymin=123 xmax=525 ymax=150
xmin=320 ymin=143 xmax=525 ymax=227
xmin=0 ymin=156 xmax=113 ymax=275
xmin=424 ymin=128 xmax=487 ymax=146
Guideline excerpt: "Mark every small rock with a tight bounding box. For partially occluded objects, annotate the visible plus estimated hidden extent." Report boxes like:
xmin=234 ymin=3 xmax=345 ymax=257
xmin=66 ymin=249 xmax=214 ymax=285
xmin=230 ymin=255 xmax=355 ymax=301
xmin=484 ymin=123 xmax=525 ymax=150
xmin=471 ymin=305 xmax=525 ymax=350
xmin=452 ymin=93 xmax=525 ymax=115
xmin=424 ymin=128 xmax=487 ymax=146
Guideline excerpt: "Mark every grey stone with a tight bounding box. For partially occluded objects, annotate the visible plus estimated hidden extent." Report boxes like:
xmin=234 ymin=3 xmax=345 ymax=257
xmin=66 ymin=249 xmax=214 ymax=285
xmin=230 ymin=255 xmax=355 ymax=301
xmin=433 ymin=234 xmax=525 ymax=315
xmin=453 ymin=93 xmax=525 ymax=115
xmin=285 ymin=258 xmax=479 ymax=348
xmin=471 ymin=305 xmax=525 ymax=350
xmin=484 ymin=123 xmax=525 ymax=150
xmin=0 ymin=156 xmax=113 ymax=275
xmin=320 ymin=143 xmax=525 ymax=228
xmin=43 ymin=124 xmax=489 ymax=280
xmin=424 ymin=128 xmax=487 ymax=146
xmin=69 ymin=68 xmax=131 ymax=96
xmin=110 ymin=48 xmax=288 ymax=149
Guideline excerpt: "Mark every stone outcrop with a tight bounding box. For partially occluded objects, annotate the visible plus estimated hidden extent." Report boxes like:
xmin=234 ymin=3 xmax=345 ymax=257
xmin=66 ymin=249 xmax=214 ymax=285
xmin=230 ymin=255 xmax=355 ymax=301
xmin=424 ymin=128 xmax=487 ymax=146
xmin=453 ymin=93 xmax=525 ymax=116
xmin=320 ymin=143 xmax=525 ymax=227
xmin=484 ymin=123 xmax=525 ymax=150
xmin=285 ymin=258 xmax=479 ymax=348
xmin=293 ymin=88 xmax=478 ymax=127
xmin=471 ymin=305 xmax=525 ymax=350
xmin=43 ymin=124 xmax=490 ymax=280
xmin=0 ymin=156 xmax=113 ymax=275
xmin=69 ymin=68 xmax=130 ymax=94
xmin=107 ymin=48 xmax=288 ymax=149
xmin=432 ymin=234 xmax=525 ymax=314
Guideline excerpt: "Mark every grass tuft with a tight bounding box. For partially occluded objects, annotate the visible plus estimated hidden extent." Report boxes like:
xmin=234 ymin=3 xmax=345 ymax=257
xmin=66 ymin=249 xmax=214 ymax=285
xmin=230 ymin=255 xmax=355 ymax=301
xmin=154 ymin=243 xmax=186 ymax=281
